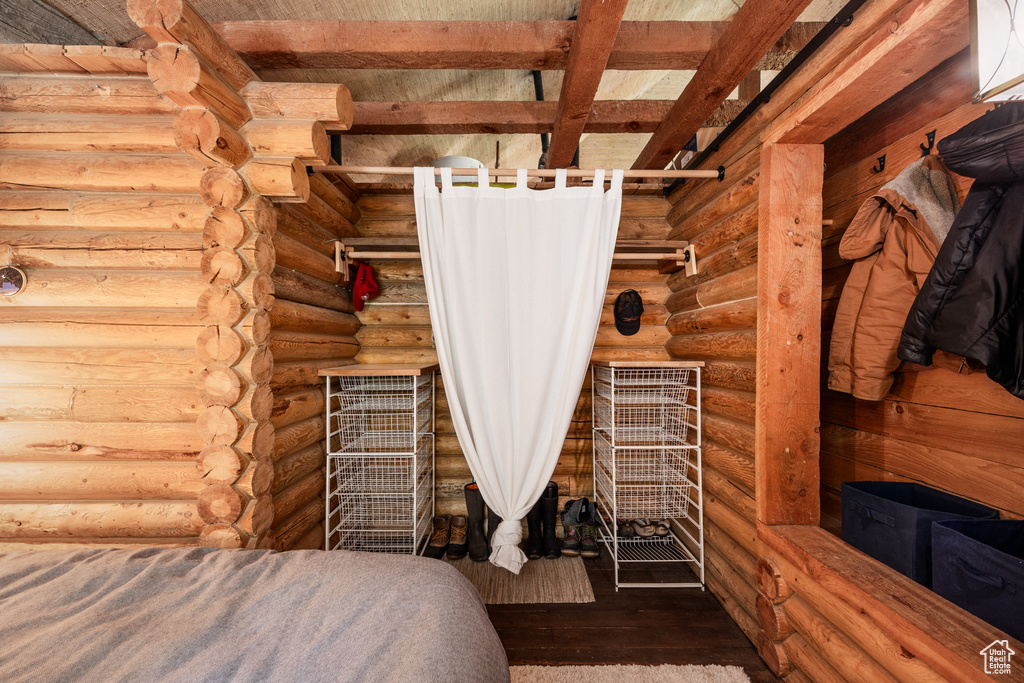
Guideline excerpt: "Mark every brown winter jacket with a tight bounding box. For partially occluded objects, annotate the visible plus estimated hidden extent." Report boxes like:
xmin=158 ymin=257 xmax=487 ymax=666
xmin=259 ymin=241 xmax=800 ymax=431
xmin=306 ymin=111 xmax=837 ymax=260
xmin=827 ymin=156 xmax=958 ymax=400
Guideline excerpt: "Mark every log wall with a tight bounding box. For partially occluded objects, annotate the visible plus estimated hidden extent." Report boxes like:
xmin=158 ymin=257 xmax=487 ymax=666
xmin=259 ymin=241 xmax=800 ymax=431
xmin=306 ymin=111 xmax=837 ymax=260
xmin=664 ymin=151 xmax=760 ymax=642
xmin=0 ymin=0 xmax=355 ymax=552
xmin=0 ymin=64 xmax=210 ymax=548
xmin=268 ymin=174 xmax=361 ymax=551
xmin=353 ymin=192 xmax=672 ymax=516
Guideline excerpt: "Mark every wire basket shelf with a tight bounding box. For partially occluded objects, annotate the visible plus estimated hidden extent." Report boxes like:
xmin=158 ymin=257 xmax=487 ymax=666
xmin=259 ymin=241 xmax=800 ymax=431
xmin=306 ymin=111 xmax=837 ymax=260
xmin=325 ymin=371 xmax=435 ymax=555
xmin=330 ymin=438 xmax=432 ymax=494
xmin=328 ymin=394 xmax=432 ymax=453
xmin=593 ymin=367 xmax=696 ymax=447
xmin=592 ymin=363 xmax=703 ymax=590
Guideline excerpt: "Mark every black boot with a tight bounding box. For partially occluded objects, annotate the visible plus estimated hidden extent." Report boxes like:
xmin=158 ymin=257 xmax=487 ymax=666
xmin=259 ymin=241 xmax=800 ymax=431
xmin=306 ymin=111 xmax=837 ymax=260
xmin=525 ymin=498 xmax=543 ymax=560
xmin=464 ymin=483 xmax=489 ymax=562
xmin=485 ymin=503 xmax=503 ymax=547
xmin=541 ymin=481 xmax=561 ymax=559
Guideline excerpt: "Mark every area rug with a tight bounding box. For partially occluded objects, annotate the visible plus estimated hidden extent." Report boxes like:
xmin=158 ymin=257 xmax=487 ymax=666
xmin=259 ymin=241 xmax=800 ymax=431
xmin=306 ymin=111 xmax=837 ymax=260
xmin=510 ymin=664 xmax=750 ymax=683
xmin=445 ymin=554 xmax=595 ymax=604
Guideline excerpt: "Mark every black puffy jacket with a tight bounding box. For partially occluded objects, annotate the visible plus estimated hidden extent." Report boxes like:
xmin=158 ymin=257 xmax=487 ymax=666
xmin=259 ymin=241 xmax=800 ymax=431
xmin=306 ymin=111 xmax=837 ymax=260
xmin=898 ymin=103 xmax=1024 ymax=399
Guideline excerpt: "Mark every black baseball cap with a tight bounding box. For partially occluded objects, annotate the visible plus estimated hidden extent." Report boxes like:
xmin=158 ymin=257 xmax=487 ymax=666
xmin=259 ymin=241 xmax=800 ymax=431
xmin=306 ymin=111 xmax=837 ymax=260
xmin=614 ymin=290 xmax=644 ymax=335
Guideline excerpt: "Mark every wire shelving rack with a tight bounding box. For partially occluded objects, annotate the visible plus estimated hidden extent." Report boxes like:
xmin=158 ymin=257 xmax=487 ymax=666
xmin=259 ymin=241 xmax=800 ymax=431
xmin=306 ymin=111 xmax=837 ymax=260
xmin=592 ymin=360 xmax=705 ymax=590
xmin=320 ymin=365 xmax=437 ymax=555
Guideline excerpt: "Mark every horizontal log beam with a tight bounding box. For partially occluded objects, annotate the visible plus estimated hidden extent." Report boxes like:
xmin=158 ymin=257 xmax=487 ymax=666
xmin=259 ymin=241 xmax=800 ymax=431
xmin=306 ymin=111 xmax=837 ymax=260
xmin=346 ymin=99 xmax=745 ymax=135
xmin=0 ymin=152 xmax=205 ymax=194
xmin=0 ymin=192 xmax=208 ymax=231
xmin=0 ymin=501 xmax=203 ymax=538
xmin=0 ymin=113 xmax=177 ymax=153
xmin=208 ymin=20 xmax=821 ymax=71
xmin=0 ymin=461 xmax=203 ymax=500
xmin=0 ymin=421 xmax=202 ymax=461
xmin=0 ymin=74 xmax=177 ymax=116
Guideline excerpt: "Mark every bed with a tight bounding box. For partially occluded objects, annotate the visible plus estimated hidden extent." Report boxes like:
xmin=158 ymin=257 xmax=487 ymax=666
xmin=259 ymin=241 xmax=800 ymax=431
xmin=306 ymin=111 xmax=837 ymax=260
xmin=0 ymin=547 xmax=510 ymax=683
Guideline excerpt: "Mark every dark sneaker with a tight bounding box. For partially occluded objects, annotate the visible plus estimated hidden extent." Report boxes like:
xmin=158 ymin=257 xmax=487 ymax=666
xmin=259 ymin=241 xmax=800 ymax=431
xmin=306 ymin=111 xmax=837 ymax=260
xmin=446 ymin=515 xmax=469 ymax=559
xmin=580 ymin=521 xmax=600 ymax=558
xmin=423 ymin=515 xmax=451 ymax=559
xmin=561 ymin=514 xmax=581 ymax=557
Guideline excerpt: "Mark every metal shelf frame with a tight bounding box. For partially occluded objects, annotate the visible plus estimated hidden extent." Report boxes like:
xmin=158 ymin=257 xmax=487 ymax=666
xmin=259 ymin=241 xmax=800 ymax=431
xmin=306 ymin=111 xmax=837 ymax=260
xmin=592 ymin=362 xmax=705 ymax=590
xmin=325 ymin=372 xmax=436 ymax=555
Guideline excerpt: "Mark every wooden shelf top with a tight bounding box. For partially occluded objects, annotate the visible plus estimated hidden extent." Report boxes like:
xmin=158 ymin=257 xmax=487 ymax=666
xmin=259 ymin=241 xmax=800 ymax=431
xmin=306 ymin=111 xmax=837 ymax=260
xmin=591 ymin=360 xmax=705 ymax=368
xmin=318 ymin=363 xmax=440 ymax=377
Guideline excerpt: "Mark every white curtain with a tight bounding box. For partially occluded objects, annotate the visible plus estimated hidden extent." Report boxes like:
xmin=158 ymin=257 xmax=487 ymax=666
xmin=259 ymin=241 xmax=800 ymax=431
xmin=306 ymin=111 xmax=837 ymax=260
xmin=414 ymin=167 xmax=623 ymax=573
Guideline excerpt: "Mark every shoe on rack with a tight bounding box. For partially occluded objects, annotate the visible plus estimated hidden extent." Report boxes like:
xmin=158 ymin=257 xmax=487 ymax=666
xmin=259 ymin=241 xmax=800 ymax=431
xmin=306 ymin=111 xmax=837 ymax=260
xmin=446 ymin=515 xmax=469 ymax=559
xmin=631 ymin=518 xmax=656 ymax=538
xmin=580 ymin=519 xmax=600 ymax=559
xmin=617 ymin=518 xmax=635 ymax=539
xmin=652 ymin=519 xmax=671 ymax=537
xmin=423 ymin=515 xmax=451 ymax=559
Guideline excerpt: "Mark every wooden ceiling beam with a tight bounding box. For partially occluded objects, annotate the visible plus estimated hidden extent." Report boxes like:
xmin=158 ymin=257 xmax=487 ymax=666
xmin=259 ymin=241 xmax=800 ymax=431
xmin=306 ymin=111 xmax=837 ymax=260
xmin=631 ymin=0 xmax=816 ymax=169
xmin=151 ymin=20 xmax=824 ymax=71
xmin=340 ymin=99 xmax=747 ymax=135
xmin=545 ymin=0 xmax=630 ymax=168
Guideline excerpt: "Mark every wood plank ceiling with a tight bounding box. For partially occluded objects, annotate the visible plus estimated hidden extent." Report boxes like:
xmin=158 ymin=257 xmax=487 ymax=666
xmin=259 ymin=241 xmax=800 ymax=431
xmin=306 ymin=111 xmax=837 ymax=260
xmin=32 ymin=0 xmax=845 ymax=172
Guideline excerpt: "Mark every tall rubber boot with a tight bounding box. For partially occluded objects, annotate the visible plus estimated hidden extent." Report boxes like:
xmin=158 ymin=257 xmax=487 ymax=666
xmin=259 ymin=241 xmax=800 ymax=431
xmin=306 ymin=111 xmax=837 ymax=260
xmin=541 ymin=481 xmax=561 ymax=559
xmin=485 ymin=503 xmax=503 ymax=548
xmin=464 ymin=483 xmax=489 ymax=562
xmin=525 ymin=498 xmax=543 ymax=560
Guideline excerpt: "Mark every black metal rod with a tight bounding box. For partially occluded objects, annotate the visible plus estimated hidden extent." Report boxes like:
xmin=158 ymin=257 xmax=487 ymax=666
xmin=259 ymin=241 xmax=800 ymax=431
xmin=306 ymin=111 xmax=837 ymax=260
xmin=664 ymin=0 xmax=871 ymax=196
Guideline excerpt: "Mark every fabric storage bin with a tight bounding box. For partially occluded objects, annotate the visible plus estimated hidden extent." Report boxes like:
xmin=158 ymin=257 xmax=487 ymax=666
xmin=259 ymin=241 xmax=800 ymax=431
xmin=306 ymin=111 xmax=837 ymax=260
xmin=841 ymin=481 xmax=998 ymax=587
xmin=932 ymin=520 xmax=1024 ymax=641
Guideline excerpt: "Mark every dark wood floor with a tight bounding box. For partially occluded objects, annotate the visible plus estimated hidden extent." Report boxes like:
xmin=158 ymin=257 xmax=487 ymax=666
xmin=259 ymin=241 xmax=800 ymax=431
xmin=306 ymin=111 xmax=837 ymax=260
xmin=486 ymin=548 xmax=779 ymax=682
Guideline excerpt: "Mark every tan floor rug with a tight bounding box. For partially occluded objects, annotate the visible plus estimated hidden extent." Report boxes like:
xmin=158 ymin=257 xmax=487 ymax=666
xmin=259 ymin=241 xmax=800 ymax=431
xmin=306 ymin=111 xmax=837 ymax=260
xmin=510 ymin=664 xmax=750 ymax=683
xmin=445 ymin=554 xmax=595 ymax=604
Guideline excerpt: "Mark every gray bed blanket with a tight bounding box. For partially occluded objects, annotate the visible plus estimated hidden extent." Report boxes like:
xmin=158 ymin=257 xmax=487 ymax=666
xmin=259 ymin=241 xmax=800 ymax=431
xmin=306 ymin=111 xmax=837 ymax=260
xmin=0 ymin=547 xmax=510 ymax=683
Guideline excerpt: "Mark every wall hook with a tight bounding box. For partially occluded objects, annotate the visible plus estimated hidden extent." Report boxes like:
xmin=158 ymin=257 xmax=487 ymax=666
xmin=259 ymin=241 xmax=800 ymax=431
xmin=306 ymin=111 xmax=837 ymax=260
xmin=871 ymin=154 xmax=886 ymax=174
xmin=920 ymin=129 xmax=937 ymax=156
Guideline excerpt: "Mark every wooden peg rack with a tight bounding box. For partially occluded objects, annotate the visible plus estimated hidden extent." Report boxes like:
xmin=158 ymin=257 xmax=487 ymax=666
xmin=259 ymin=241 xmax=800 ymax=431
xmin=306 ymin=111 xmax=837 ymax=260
xmin=334 ymin=237 xmax=690 ymax=282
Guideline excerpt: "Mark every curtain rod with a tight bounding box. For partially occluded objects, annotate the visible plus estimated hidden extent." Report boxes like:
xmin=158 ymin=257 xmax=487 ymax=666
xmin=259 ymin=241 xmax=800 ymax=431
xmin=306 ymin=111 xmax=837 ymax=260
xmin=309 ymin=165 xmax=725 ymax=181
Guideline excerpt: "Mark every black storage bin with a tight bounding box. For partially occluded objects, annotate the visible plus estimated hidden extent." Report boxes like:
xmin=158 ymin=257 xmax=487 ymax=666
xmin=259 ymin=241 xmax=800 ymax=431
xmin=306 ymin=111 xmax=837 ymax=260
xmin=933 ymin=520 xmax=1024 ymax=641
xmin=841 ymin=481 xmax=998 ymax=587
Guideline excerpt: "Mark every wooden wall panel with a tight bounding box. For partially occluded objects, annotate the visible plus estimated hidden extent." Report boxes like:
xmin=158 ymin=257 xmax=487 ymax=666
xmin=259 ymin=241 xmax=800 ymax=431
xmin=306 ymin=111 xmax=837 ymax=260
xmin=819 ymin=57 xmax=1024 ymax=533
xmin=354 ymin=192 xmax=670 ymax=518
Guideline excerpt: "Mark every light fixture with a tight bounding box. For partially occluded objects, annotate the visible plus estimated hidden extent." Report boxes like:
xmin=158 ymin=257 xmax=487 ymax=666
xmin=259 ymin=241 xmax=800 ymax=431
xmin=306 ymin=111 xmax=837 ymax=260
xmin=431 ymin=156 xmax=484 ymax=185
xmin=971 ymin=0 xmax=1024 ymax=102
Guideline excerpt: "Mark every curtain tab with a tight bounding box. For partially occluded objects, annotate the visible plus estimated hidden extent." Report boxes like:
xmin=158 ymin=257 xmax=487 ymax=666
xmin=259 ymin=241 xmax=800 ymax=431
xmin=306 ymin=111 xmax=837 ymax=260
xmin=555 ymin=168 xmax=567 ymax=190
xmin=592 ymin=169 xmax=606 ymax=193
xmin=610 ymin=169 xmax=624 ymax=193
xmin=477 ymin=167 xmax=489 ymax=188
xmin=517 ymin=169 xmax=527 ymax=188
xmin=440 ymin=167 xmax=453 ymax=190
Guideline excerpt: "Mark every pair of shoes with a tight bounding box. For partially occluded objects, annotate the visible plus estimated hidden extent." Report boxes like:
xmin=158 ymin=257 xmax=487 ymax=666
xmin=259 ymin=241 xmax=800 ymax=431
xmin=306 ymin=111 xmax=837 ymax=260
xmin=560 ymin=498 xmax=600 ymax=559
xmin=525 ymin=481 xmax=561 ymax=560
xmin=423 ymin=515 xmax=471 ymax=560
xmin=631 ymin=518 xmax=656 ymax=538
xmin=652 ymin=519 xmax=671 ymax=537
xmin=424 ymin=515 xmax=451 ymax=559
xmin=617 ymin=518 xmax=635 ymax=539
